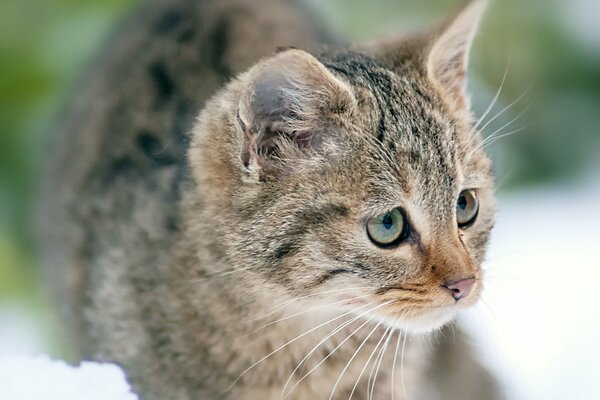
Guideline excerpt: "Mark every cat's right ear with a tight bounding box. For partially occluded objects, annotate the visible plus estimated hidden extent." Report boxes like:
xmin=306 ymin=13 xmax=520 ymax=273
xmin=237 ymin=49 xmax=355 ymax=177
xmin=364 ymin=0 xmax=487 ymax=110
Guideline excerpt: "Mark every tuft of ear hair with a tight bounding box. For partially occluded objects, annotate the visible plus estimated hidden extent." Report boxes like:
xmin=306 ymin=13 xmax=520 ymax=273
xmin=237 ymin=49 xmax=355 ymax=175
xmin=366 ymin=0 xmax=488 ymax=110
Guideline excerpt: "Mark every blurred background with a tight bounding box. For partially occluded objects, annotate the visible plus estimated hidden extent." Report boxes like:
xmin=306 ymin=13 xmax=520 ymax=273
xmin=0 ymin=0 xmax=598 ymax=398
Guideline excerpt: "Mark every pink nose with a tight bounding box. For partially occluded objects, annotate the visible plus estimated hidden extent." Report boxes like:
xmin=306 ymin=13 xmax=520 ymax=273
xmin=442 ymin=278 xmax=476 ymax=301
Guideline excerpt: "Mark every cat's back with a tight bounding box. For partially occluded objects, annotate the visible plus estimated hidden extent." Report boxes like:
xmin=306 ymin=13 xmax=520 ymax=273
xmin=37 ymin=0 xmax=328 ymax=357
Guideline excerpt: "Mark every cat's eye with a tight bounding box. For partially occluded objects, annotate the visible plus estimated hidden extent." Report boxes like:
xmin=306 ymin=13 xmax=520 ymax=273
xmin=366 ymin=208 xmax=407 ymax=247
xmin=456 ymin=189 xmax=479 ymax=227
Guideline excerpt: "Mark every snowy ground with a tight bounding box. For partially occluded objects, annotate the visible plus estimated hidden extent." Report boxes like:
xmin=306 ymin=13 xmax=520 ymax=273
xmin=0 ymin=356 xmax=137 ymax=400
xmin=461 ymin=176 xmax=600 ymax=400
xmin=0 ymin=178 xmax=598 ymax=399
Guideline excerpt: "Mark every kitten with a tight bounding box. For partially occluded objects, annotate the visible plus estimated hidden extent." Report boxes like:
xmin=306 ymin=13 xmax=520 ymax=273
xmin=39 ymin=0 xmax=499 ymax=399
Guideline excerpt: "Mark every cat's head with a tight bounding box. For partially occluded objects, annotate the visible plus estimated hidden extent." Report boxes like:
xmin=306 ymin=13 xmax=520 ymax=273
xmin=190 ymin=0 xmax=494 ymax=333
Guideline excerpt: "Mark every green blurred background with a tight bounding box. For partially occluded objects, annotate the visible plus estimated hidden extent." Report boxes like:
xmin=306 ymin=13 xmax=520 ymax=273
xmin=0 ymin=0 xmax=598 ymax=356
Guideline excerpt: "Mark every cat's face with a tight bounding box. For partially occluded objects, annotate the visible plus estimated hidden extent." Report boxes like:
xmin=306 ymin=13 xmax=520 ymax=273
xmin=191 ymin=0 xmax=494 ymax=333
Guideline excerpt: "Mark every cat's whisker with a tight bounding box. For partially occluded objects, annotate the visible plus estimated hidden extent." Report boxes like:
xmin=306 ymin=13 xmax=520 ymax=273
xmin=478 ymin=95 xmax=534 ymax=150
xmin=280 ymin=303 xmax=378 ymax=399
xmin=476 ymin=79 xmax=535 ymax=138
xmin=400 ymin=331 xmax=409 ymax=400
xmin=247 ymin=287 xmax=372 ymax=324
xmin=226 ymin=303 xmax=368 ymax=392
xmin=463 ymin=79 xmax=535 ymax=156
xmin=368 ymin=324 xmax=395 ymax=400
xmin=365 ymin=326 xmax=392 ymax=400
xmin=391 ymin=326 xmax=402 ymax=400
xmin=328 ymin=304 xmax=397 ymax=400
xmin=224 ymin=301 xmax=392 ymax=393
xmin=467 ymin=51 xmax=512 ymax=141
xmin=481 ymin=123 xmax=535 ymax=152
xmin=468 ymin=117 xmax=531 ymax=161
xmin=340 ymin=322 xmax=391 ymax=400
xmin=239 ymin=294 xmax=374 ymax=340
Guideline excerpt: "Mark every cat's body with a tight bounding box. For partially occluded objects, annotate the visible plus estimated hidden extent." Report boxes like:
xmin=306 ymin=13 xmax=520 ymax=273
xmin=39 ymin=0 xmax=499 ymax=398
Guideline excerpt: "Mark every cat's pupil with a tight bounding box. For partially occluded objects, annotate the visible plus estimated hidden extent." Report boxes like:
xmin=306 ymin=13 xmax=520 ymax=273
xmin=457 ymin=195 xmax=467 ymax=210
xmin=382 ymin=214 xmax=393 ymax=229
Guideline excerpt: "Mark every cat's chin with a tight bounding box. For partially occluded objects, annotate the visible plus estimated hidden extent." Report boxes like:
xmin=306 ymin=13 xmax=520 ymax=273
xmin=381 ymin=307 xmax=458 ymax=334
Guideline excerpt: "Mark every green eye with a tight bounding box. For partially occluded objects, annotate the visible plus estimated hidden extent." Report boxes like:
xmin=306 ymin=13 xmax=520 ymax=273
xmin=366 ymin=208 xmax=407 ymax=246
xmin=456 ymin=189 xmax=479 ymax=227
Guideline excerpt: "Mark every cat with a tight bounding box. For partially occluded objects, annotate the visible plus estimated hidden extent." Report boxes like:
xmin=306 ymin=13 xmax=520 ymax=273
xmin=38 ymin=0 xmax=500 ymax=398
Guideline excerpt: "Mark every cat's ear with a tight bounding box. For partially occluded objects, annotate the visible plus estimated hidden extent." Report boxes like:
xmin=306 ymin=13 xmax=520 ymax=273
xmin=368 ymin=0 xmax=487 ymax=109
xmin=426 ymin=0 xmax=487 ymax=104
xmin=237 ymin=49 xmax=354 ymax=176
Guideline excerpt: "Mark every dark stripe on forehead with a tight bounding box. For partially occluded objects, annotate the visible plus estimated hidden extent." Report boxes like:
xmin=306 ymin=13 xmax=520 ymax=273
xmin=324 ymin=53 xmax=396 ymax=143
xmin=324 ymin=51 xmax=438 ymax=173
xmin=321 ymin=50 xmax=461 ymax=208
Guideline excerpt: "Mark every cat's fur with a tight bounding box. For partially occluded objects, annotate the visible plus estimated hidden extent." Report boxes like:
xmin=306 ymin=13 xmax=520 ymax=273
xmin=39 ymin=0 xmax=499 ymax=398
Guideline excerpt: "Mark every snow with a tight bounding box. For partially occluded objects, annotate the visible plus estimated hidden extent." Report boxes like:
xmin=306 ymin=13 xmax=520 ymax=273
xmin=460 ymin=177 xmax=600 ymax=399
xmin=0 ymin=355 xmax=138 ymax=400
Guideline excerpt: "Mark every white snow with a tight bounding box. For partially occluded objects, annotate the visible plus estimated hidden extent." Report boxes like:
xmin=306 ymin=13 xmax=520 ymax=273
xmin=0 ymin=355 xmax=138 ymax=400
xmin=460 ymin=176 xmax=600 ymax=399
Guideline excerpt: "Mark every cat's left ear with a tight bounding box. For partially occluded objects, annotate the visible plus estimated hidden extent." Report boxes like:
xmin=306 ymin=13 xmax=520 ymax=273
xmin=368 ymin=0 xmax=487 ymax=109
xmin=237 ymin=49 xmax=355 ymax=177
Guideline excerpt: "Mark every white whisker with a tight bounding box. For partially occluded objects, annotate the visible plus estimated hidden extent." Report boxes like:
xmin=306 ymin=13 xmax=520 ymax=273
xmin=363 ymin=325 xmax=393 ymax=400
xmin=477 ymin=80 xmax=535 ymax=137
xmin=391 ymin=328 xmax=401 ymax=400
xmin=280 ymin=302 xmax=382 ymax=399
xmin=368 ymin=325 xmax=394 ymax=400
xmin=467 ymin=52 xmax=512 ymax=142
xmin=463 ymin=80 xmax=535 ymax=157
xmin=328 ymin=317 xmax=389 ymax=400
xmin=239 ymin=294 xmax=373 ymax=340
xmin=224 ymin=301 xmax=383 ymax=392
xmin=400 ymin=332 xmax=409 ymax=400
xmin=482 ymin=123 xmax=535 ymax=151
xmin=249 ymin=287 xmax=371 ymax=323
xmin=345 ymin=323 xmax=389 ymax=400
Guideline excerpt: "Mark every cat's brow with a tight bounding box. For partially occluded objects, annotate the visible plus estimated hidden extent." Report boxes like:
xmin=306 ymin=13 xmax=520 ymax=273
xmin=299 ymin=203 xmax=350 ymax=220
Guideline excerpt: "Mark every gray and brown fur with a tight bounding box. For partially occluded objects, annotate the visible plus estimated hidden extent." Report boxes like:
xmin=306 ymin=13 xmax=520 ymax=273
xmin=38 ymin=0 xmax=500 ymax=398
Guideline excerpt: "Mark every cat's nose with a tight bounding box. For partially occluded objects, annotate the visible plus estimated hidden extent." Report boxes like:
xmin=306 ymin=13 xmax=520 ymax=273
xmin=442 ymin=278 xmax=476 ymax=301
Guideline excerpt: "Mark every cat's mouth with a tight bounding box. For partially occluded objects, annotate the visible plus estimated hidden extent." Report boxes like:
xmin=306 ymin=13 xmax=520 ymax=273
xmin=352 ymin=279 xmax=482 ymax=334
